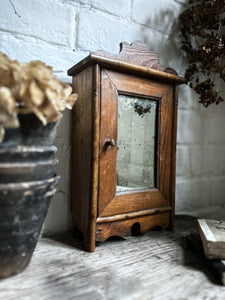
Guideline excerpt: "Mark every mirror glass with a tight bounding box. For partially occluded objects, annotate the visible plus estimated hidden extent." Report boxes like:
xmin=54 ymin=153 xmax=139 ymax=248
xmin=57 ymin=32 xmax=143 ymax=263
xmin=116 ymin=94 xmax=157 ymax=193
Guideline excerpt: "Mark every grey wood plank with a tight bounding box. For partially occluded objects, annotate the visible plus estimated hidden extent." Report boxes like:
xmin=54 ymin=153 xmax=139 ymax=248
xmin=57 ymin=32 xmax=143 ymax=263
xmin=0 ymin=216 xmax=225 ymax=300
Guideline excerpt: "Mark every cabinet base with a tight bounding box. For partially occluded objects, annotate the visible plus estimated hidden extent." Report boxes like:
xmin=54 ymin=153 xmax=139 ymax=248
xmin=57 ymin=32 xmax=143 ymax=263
xmin=73 ymin=211 xmax=172 ymax=252
xmin=96 ymin=212 xmax=170 ymax=242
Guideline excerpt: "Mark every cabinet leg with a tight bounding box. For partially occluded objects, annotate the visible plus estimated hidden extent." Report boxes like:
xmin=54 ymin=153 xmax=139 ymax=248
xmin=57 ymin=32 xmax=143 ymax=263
xmin=73 ymin=226 xmax=96 ymax=252
xmin=84 ymin=232 xmax=96 ymax=252
xmin=169 ymin=211 xmax=175 ymax=230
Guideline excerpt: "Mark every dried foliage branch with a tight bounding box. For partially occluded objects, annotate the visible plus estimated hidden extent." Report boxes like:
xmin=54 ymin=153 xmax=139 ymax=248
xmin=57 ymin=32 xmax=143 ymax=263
xmin=0 ymin=52 xmax=78 ymax=142
xmin=179 ymin=0 xmax=225 ymax=107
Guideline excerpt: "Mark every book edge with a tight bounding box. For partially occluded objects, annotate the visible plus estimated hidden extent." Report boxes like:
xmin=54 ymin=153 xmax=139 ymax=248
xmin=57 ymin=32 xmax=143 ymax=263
xmin=197 ymin=219 xmax=217 ymax=242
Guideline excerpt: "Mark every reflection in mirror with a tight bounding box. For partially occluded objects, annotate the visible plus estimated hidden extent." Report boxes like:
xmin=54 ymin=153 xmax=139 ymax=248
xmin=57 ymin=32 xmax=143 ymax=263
xmin=116 ymin=94 xmax=157 ymax=193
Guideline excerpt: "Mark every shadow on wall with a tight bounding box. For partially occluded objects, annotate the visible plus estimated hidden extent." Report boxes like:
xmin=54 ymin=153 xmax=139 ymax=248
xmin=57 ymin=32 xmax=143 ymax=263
xmin=139 ymin=1 xmax=187 ymax=77
xmin=136 ymin=0 xmax=225 ymax=218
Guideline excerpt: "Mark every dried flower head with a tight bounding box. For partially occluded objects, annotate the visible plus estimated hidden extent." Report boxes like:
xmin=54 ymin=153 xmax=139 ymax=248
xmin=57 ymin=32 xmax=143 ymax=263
xmin=0 ymin=52 xmax=78 ymax=142
xmin=179 ymin=0 xmax=225 ymax=107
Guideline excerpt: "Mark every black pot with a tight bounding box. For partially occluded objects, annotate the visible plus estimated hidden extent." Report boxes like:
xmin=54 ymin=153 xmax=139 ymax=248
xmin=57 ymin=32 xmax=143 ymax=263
xmin=0 ymin=145 xmax=57 ymax=162
xmin=0 ymin=113 xmax=60 ymax=148
xmin=0 ymin=158 xmax=58 ymax=183
xmin=0 ymin=113 xmax=60 ymax=279
xmin=0 ymin=176 xmax=60 ymax=279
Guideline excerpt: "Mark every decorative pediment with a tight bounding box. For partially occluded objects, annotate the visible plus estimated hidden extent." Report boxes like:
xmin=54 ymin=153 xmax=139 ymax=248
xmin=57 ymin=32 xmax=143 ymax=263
xmin=93 ymin=41 xmax=176 ymax=74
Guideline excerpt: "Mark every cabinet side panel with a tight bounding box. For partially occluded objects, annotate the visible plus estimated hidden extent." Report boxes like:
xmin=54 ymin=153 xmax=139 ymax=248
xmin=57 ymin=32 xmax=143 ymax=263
xmin=170 ymin=85 xmax=179 ymax=229
xmin=71 ymin=66 xmax=93 ymax=240
xmin=158 ymin=86 xmax=173 ymax=201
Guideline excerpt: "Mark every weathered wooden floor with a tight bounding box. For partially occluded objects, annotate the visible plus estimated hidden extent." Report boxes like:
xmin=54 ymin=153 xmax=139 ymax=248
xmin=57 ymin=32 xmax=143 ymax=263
xmin=0 ymin=215 xmax=225 ymax=300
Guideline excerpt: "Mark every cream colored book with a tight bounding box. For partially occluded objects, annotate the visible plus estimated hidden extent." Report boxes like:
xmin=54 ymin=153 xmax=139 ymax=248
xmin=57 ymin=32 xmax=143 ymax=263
xmin=197 ymin=219 xmax=225 ymax=260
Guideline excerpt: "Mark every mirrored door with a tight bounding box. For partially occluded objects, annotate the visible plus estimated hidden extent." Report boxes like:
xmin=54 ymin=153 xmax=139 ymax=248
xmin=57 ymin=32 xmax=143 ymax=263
xmin=98 ymin=69 xmax=173 ymax=217
xmin=116 ymin=94 xmax=158 ymax=193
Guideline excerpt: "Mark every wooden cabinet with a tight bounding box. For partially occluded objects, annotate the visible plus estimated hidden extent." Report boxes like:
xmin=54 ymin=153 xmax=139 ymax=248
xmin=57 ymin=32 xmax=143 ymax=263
xmin=68 ymin=41 xmax=184 ymax=252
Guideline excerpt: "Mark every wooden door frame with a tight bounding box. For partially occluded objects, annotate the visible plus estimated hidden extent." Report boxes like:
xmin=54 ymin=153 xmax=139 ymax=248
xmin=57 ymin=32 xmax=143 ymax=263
xmin=98 ymin=69 xmax=174 ymax=217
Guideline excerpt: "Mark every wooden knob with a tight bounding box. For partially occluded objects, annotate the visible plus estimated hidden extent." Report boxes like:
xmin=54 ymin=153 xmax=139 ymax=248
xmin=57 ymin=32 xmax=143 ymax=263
xmin=104 ymin=138 xmax=116 ymax=149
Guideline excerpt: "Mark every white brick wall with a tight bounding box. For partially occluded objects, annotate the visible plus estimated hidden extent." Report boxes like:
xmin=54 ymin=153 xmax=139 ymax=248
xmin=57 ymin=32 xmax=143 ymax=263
xmin=0 ymin=0 xmax=77 ymax=47
xmin=132 ymin=0 xmax=180 ymax=34
xmin=0 ymin=0 xmax=224 ymax=233
xmin=77 ymin=9 xmax=141 ymax=52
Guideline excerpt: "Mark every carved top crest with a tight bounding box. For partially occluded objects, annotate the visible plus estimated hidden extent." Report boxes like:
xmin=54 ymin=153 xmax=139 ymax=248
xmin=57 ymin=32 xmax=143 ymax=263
xmin=68 ymin=41 xmax=184 ymax=82
xmin=93 ymin=41 xmax=175 ymax=74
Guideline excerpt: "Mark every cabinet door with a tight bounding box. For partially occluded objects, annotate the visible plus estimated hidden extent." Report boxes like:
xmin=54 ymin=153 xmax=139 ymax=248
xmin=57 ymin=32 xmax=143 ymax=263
xmin=98 ymin=69 xmax=174 ymax=217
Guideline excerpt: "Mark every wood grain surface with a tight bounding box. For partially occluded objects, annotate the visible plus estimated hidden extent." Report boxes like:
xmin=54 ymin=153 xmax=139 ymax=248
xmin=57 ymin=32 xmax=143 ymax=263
xmin=170 ymin=85 xmax=179 ymax=229
xmin=98 ymin=70 xmax=173 ymax=218
xmin=69 ymin=42 xmax=182 ymax=252
xmin=68 ymin=41 xmax=185 ymax=84
xmin=71 ymin=65 xmax=96 ymax=252
xmin=93 ymin=41 xmax=165 ymax=71
xmin=98 ymin=70 xmax=118 ymax=215
xmin=1 ymin=216 xmax=225 ymax=300
xmin=96 ymin=212 xmax=170 ymax=242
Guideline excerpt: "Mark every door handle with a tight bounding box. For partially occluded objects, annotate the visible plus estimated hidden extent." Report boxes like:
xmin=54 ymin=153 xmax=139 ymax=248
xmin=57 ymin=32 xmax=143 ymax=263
xmin=103 ymin=138 xmax=116 ymax=150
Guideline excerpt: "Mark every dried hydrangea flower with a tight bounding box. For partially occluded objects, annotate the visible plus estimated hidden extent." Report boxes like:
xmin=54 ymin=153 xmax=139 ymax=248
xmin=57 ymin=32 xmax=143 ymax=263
xmin=0 ymin=52 xmax=78 ymax=142
xmin=0 ymin=87 xmax=19 ymax=142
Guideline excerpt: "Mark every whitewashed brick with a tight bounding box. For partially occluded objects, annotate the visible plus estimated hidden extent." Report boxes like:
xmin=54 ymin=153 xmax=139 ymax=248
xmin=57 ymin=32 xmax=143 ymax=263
xmin=176 ymin=146 xmax=191 ymax=178
xmin=78 ymin=10 xmax=145 ymax=52
xmin=210 ymin=177 xmax=225 ymax=207
xmin=176 ymin=178 xmax=211 ymax=211
xmin=54 ymin=110 xmax=72 ymax=145
xmin=139 ymin=21 xmax=186 ymax=78
xmin=44 ymin=192 xmax=72 ymax=234
xmin=177 ymin=110 xmax=204 ymax=145
xmin=178 ymin=85 xmax=198 ymax=110
xmin=54 ymin=142 xmax=71 ymax=197
xmin=173 ymin=0 xmax=187 ymax=4
xmin=44 ymin=111 xmax=73 ymax=234
xmin=190 ymin=146 xmax=209 ymax=177
xmin=176 ymin=205 xmax=225 ymax=220
xmin=140 ymin=26 xmax=170 ymax=57
xmin=190 ymin=146 xmax=225 ymax=177
xmin=132 ymin=0 xmax=187 ymax=78
xmin=0 ymin=0 xmax=77 ymax=47
xmin=78 ymin=9 xmax=167 ymax=57
xmin=85 ymin=0 xmax=131 ymax=18
xmin=0 ymin=33 xmax=87 ymax=82
xmin=132 ymin=0 xmax=181 ymax=34
xmin=44 ymin=121 xmax=73 ymax=233
xmin=176 ymin=176 xmax=225 ymax=216
xmin=70 ymin=0 xmax=131 ymax=17
xmin=207 ymin=103 xmax=225 ymax=144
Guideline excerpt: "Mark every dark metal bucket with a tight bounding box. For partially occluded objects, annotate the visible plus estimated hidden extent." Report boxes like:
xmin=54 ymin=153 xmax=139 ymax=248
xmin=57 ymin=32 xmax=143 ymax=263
xmin=0 ymin=176 xmax=60 ymax=279
xmin=0 ymin=114 xmax=61 ymax=279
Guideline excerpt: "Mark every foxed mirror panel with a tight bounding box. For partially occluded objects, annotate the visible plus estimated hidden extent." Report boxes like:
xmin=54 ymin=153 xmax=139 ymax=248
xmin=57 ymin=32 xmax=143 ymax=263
xmin=116 ymin=94 xmax=158 ymax=194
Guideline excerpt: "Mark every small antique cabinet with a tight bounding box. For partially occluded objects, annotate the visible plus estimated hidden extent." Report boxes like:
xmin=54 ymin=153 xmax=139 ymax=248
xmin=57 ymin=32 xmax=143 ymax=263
xmin=68 ymin=41 xmax=184 ymax=252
